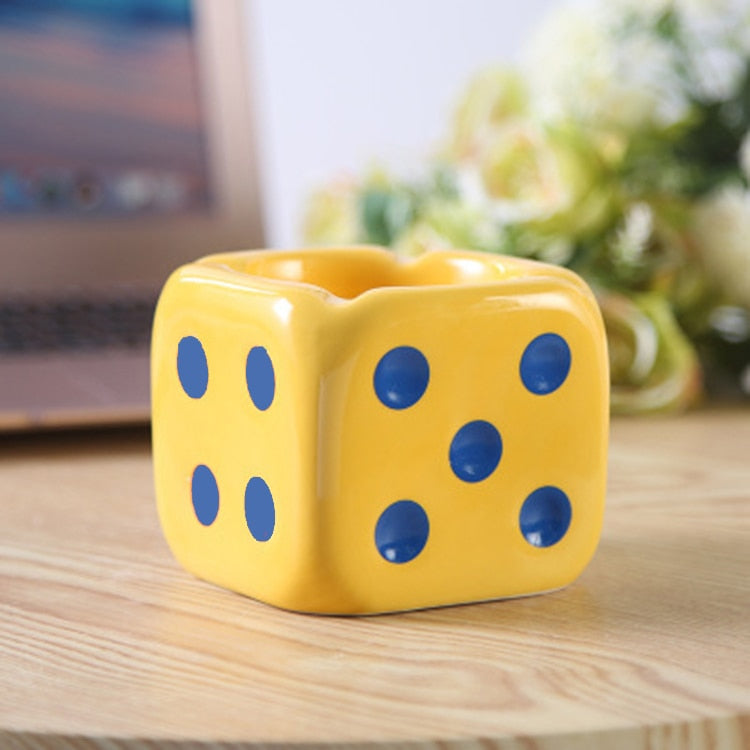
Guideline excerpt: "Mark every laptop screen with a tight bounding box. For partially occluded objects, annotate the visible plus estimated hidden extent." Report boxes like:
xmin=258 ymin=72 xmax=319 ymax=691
xmin=0 ymin=0 xmax=214 ymax=220
xmin=0 ymin=0 xmax=262 ymax=430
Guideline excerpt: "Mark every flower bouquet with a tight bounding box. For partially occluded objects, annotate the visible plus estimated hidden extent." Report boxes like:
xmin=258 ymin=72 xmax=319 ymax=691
xmin=304 ymin=0 xmax=750 ymax=414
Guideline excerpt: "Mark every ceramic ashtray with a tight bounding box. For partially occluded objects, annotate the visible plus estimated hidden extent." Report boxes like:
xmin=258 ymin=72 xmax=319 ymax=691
xmin=151 ymin=246 xmax=609 ymax=614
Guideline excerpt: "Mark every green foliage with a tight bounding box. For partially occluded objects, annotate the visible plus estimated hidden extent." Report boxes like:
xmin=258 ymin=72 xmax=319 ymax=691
xmin=304 ymin=0 xmax=750 ymax=412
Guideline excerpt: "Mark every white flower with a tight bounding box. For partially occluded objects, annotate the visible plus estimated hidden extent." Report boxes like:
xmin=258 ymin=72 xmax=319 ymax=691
xmin=673 ymin=0 xmax=750 ymax=103
xmin=526 ymin=2 xmax=689 ymax=129
xmin=526 ymin=0 xmax=750 ymax=130
xmin=613 ymin=203 xmax=654 ymax=266
xmin=454 ymin=119 xmax=575 ymax=224
xmin=691 ymin=185 xmax=750 ymax=307
xmin=449 ymin=68 xmax=527 ymax=160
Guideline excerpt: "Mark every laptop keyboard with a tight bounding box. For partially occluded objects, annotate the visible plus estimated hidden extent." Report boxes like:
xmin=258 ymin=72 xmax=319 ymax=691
xmin=0 ymin=296 xmax=156 ymax=353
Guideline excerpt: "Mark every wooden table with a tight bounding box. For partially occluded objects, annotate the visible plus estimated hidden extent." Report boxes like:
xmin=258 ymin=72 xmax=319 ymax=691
xmin=1 ymin=409 xmax=749 ymax=749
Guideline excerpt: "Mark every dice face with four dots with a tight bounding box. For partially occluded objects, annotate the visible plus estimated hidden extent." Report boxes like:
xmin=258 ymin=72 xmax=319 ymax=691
xmin=151 ymin=247 xmax=609 ymax=614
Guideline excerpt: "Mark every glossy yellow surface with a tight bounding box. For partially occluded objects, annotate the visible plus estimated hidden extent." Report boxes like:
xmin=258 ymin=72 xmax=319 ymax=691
xmin=151 ymin=246 xmax=609 ymax=614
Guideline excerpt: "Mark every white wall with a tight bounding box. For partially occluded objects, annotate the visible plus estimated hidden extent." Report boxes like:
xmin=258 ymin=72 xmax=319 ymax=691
xmin=247 ymin=0 xmax=558 ymax=247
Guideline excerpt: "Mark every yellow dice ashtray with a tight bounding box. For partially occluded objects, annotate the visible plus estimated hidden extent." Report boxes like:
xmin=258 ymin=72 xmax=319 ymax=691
xmin=151 ymin=246 xmax=609 ymax=614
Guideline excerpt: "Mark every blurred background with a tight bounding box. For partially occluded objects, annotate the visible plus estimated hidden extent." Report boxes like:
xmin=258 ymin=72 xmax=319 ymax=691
xmin=250 ymin=0 xmax=556 ymax=248
xmin=1 ymin=0 xmax=749 ymax=427
xmin=289 ymin=0 xmax=750 ymax=415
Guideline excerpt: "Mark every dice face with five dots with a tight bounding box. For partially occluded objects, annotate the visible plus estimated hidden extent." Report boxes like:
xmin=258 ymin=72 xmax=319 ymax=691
xmin=151 ymin=247 xmax=609 ymax=614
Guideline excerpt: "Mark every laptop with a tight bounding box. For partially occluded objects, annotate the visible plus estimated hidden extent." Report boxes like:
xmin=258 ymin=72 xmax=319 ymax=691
xmin=0 ymin=0 xmax=263 ymax=431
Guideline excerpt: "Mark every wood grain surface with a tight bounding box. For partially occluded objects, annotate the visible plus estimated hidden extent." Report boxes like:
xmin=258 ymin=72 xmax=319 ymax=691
xmin=0 ymin=409 xmax=749 ymax=749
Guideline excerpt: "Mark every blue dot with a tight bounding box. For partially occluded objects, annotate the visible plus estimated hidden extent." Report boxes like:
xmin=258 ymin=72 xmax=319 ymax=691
xmin=246 ymin=346 xmax=275 ymax=411
xmin=520 ymin=486 xmax=572 ymax=548
xmin=373 ymin=346 xmax=430 ymax=409
xmin=449 ymin=420 xmax=503 ymax=483
xmin=520 ymin=333 xmax=571 ymax=395
xmin=177 ymin=336 xmax=208 ymax=398
xmin=191 ymin=465 xmax=219 ymax=526
xmin=375 ymin=500 xmax=429 ymax=563
xmin=245 ymin=476 xmax=275 ymax=542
